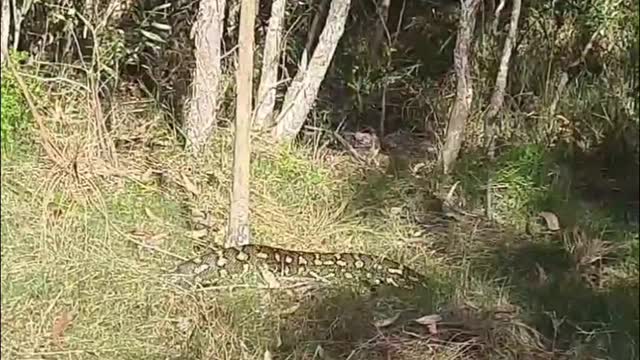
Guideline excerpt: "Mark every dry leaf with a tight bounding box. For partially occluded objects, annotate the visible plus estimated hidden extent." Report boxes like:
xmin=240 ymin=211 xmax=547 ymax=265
xmin=177 ymin=317 xmax=191 ymax=333
xmin=180 ymin=173 xmax=200 ymax=195
xmin=445 ymin=181 xmax=460 ymax=205
xmin=139 ymin=168 xmax=156 ymax=183
xmin=313 ymin=345 xmax=326 ymax=359
xmin=414 ymin=314 xmax=442 ymax=324
xmin=535 ymin=262 xmax=548 ymax=286
xmin=279 ymin=303 xmax=301 ymax=316
xmin=412 ymin=162 xmax=426 ymax=173
xmin=129 ymin=228 xmax=148 ymax=237
xmin=186 ymin=229 xmax=209 ymax=239
xmin=264 ymin=349 xmax=273 ymax=360
xmin=130 ymin=229 xmax=168 ymax=246
xmin=538 ymin=211 xmax=560 ymax=231
xmin=51 ymin=311 xmax=73 ymax=346
xmin=146 ymin=233 xmax=168 ymax=246
xmin=427 ymin=322 xmax=438 ymax=334
xmin=415 ymin=314 xmax=441 ymax=334
xmin=191 ymin=210 xmax=214 ymax=229
xmin=373 ymin=312 xmax=401 ymax=328
xmin=191 ymin=208 xmax=206 ymax=219
xmin=412 ymin=229 xmax=425 ymax=237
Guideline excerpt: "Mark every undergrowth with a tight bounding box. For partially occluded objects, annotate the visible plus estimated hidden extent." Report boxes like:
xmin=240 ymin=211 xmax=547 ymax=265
xmin=1 ymin=52 xmax=39 ymax=156
xmin=2 ymin=64 xmax=638 ymax=360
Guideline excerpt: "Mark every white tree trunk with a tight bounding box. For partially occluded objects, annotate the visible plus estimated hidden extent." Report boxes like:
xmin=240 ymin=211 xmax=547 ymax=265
xmin=253 ymin=0 xmax=286 ymax=130
xmin=0 ymin=0 xmax=10 ymax=65
xmin=304 ymin=0 xmax=330 ymax=55
xmin=484 ymin=0 xmax=522 ymax=219
xmin=271 ymin=0 xmax=351 ymax=141
xmin=484 ymin=0 xmax=522 ymax=159
xmin=440 ymin=0 xmax=480 ymax=174
xmin=185 ymin=0 xmax=226 ymax=155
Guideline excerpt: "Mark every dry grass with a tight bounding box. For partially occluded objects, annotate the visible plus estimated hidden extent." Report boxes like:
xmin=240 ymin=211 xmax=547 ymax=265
xmin=2 ymin=84 xmax=637 ymax=359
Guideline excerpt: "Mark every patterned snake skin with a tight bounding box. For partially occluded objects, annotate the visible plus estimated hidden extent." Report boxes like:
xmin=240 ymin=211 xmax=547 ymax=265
xmin=170 ymin=244 xmax=427 ymax=289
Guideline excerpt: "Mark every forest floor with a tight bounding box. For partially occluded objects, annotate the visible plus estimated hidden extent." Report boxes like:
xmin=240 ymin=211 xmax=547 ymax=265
xmin=2 ymin=117 xmax=638 ymax=359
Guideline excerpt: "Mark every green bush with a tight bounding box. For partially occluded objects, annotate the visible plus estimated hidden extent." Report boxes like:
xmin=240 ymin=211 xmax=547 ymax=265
xmin=1 ymin=52 xmax=35 ymax=156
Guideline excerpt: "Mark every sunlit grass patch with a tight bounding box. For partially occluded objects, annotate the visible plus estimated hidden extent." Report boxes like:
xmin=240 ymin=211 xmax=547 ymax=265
xmin=252 ymin=142 xmax=337 ymax=209
xmin=2 ymin=121 xmax=637 ymax=359
xmin=1 ymin=174 xmax=175 ymax=358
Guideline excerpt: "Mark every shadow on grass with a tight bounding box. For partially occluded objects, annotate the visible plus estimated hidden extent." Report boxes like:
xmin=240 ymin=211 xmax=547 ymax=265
xmin=274 ymin=283 xmax=446 ymax=360
xmin=485 ymin=238 xmax=639 ymax=359
xmin=344 ymin=138 xmax=639 ymax=359
xmin=176 ymin=275 xmax=540 ymax=359
xmin=172 ymin=277 xmax=454 ymax=359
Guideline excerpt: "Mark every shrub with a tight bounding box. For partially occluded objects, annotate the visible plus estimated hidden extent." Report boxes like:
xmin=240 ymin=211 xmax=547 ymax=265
xmin=1 ymin=52 xmax=36 ymax=156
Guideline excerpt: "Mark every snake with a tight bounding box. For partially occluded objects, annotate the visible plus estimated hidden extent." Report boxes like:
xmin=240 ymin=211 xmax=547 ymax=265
xmin=169 ymin=243 xmax=427 ymax=290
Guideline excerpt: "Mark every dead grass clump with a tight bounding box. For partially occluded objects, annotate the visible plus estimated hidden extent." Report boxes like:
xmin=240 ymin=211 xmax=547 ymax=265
xmin=562 ymin=226 xmax=626 ymax=289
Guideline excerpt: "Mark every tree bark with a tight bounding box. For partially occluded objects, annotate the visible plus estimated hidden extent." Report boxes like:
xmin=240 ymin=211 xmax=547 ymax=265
xmin=484 ymin=0 xmax=522 ymax=219
xmin=185 ymin=0 xmax=226 ymax=155
xmin=0 ymin=0 xmax=9 ymax=65
xmin=11 ymin=0 xmax=34 ymax=51
xmin=371 ymin=0 xmax=391 ymax=66
xmin=227 ymin=0 xmax=257 ymax=248
xmin=304 ymin=0 xmax=330 ymax=55
xmin=440 ymin=0 xmax=480 ymax=174
xmin=253 ymin=0 xmax=285 ymax=130
xmin=272 ymin=0 xmax=351 ymax=142
xmin=484 ymin=0 xmax=522 ymax=160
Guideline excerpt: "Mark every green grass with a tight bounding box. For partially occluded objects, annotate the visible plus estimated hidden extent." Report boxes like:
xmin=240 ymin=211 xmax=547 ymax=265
xmin=2 ymin=122 xmax=638 ymax=359
xmin=1 ymin=51 xmax=41 ymax=157
xmin=0 ymin=139 xmax=444 ymax=359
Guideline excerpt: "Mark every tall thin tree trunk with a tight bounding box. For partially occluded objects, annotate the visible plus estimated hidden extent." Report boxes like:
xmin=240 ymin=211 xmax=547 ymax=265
xmin=272 ymin=0 xmax=351 ymax=142
xmin=11 ymin=0 xmax=33 ymax=51
xmin=484 ymin=0 xmax=522 ymax=160
xmin=439 ymin=0 xmax=480 ymax=174
xmin=304 ymin=0 xmax=330 ymax=55
xmin=185 ymin=0 xmax=226 ymax=155
xmin=253 ymin=0 xmax=285 ymax=130
xmin=0 ymin=0 xmax=10 ymax=65
xmin=371 ymin=0 xmax=391 ymax=66
xmin=227 ymin=0 xmax=257 ymax=248
xmin=484 ymin=0 xmax=522 ymax=219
